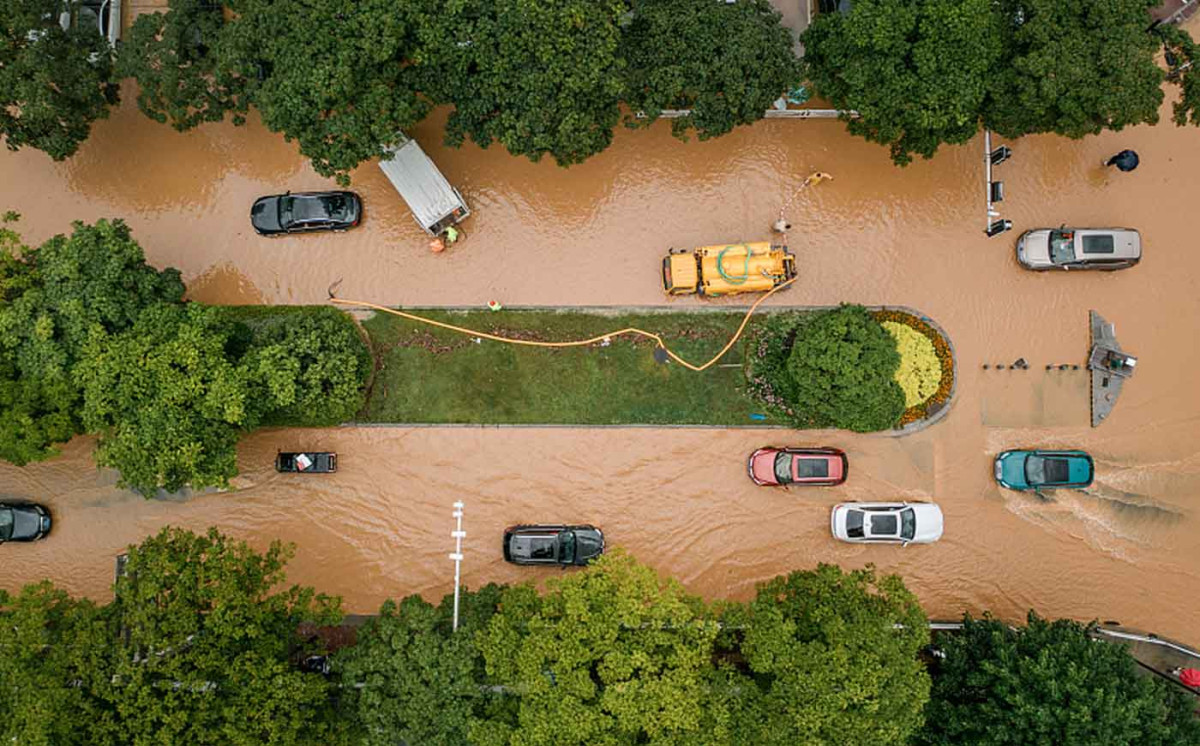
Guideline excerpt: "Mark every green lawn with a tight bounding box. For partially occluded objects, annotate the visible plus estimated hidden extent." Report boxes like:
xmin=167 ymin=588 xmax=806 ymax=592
xmin=359 ymin=309 xmax=787 ymax=426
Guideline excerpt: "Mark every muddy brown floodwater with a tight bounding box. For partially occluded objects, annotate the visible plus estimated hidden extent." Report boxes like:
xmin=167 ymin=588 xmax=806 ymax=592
xmin=4 ymin=27 xmax=1200 ymax=642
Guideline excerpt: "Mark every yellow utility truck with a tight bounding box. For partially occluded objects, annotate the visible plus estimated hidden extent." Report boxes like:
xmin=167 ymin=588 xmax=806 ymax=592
xmin=662 ymin=242 xmax=796 ymax=297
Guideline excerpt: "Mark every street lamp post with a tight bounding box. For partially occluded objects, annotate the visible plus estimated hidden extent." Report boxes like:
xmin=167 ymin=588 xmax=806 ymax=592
xmin=450 ymin=501 xmax=465 ymax=632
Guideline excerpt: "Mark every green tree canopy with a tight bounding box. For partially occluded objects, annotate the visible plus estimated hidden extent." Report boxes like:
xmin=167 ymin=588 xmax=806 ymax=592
xmin=919 ymin=612 xmax=1200 ymax=746
xmin=117 ymin=0 xmax=249 ymax=132
xmin=0 ymin=0 xmax=118 ymax=159
xmin=983 ymin=0 xmax=1164 ymax=139
xmin=621 ymin=0 xmax=800 ymax=141
xmin=748 ymin=305 xmax=904 ymax=432
xmin=1160 ymin=24 xmax=1200 ymax=127
xmin=230 ymin=306 xmax=372 ymax=426
xmin=94 ymin=527 xmax=344 ymax=746
xmin=335 ymin=585 xmax=504 ymax=746
xmin=0 ymin=582 xmax=112 ymax=746
xmin=421 ymin=0 xmax=628 ymax=166
xmin=227 ymin=0 xmax=430 ymax=184
xmin=728 ymin=564 xmax=930 ymax=745
xmin=75 ymin=302 xmax=253 ymax=494
xmin=0 ymin=218 xmax=184 ymax=465
xmin=472 ymin=552 xmax=734 ymax=746
xmin=801 ymin=0 xmax=1002 ymax=164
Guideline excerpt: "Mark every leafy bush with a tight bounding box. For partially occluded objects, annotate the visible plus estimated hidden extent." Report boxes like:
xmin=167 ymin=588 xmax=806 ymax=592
xmin=747 ymin=305 xmax=905 ymax=432
xmin=0 ymin=218 xmax=184 ymax=465
xmin=728 ymin=564 xmax=931 ymax=745
xmin=919 ymin=612 xmax=1200 ymax=746
xmin=882 ymin=321 xmax=940 ymax=408
xmin=229 ymin=306 xmax=372 ymax=426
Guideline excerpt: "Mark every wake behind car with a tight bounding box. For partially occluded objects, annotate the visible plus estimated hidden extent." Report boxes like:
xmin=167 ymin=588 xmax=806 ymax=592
xmin=1016 ymin=228 xmax=1140 ymax=271
xmin=994 ymin=449 xmax=1093 ymax=492
xmin=276 ymin=452 xmax=337 ymax=473
xmin=251 ymin=191 xmax=362 ymax=236
xmin=0 ymin=502 xmax=52 ymax=543
xmin=748 ymin=447 xmax=847 ymax=487
xmin=830 ymin=502 xmax=943 ymax=545
xmin=503 ymin=525 xmax=604 ymax=566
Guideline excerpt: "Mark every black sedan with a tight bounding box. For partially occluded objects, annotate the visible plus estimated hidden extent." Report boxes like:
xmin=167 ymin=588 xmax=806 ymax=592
xmin=503 ymin=525 xmax=604 ymax=566
xmin=276 ymin=452 xmax=337 ymax=473
xmin=251 ymin=191 xmax=362 ymax=236
xmin=0 ymin=503 xmax=52 ymax=543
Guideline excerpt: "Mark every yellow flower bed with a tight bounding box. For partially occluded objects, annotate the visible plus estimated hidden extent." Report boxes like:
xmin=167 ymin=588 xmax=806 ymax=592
xmin=883 ymin=321 xmax=941 ymax=408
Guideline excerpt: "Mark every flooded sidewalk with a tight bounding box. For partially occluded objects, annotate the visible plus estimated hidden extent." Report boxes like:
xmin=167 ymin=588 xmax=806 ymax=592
xmin=3 ymin=46 xmax=1200 ymax=643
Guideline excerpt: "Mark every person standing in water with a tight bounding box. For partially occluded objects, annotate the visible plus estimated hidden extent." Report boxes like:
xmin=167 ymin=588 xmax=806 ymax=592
xmin=1104 ymin=150 xmax=1140 ymax=172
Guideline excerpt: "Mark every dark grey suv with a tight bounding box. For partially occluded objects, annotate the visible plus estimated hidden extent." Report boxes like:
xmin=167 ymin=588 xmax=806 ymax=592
xmin=0 ymin=503 xmax=52 ymax=543
xmin=502 ymin=525 xmax=604 ymax=566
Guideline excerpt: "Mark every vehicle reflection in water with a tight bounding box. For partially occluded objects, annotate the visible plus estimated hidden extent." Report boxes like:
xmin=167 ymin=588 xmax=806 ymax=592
xmin=2 ymin=21 xmax=1200 ymax=643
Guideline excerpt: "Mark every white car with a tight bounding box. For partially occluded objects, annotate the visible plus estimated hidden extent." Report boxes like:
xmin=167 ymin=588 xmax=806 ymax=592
xmin=830 ymin=502 xmax=943 ymax=545
xmin=1015 ymin=228 xmax=1140 ymax=271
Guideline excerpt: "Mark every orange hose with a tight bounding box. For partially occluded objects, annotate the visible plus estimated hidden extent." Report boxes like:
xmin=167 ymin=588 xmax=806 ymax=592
xmin=329 ymin=276 xmax=795 ymax=373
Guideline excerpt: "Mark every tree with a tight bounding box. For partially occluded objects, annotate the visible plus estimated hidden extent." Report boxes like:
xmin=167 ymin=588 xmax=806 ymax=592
xmin=0 ymin=583 xmax=113 ymax=746
xmin=983 ymin=0 xmax=1164 ymax=139
xmin=421 ymin=0 xmax=628 ymax=166
xmin=90 ymin=527 xmax=345 ymax=746
xmin=117 ymin=0 xmax=250 ymax=132
xmin=74 ymin=303 xmax=253 ymax=494
xmin=1160 ymin=24 xmax=1200 ymax=127
xmin=472 ymin=552 xmax=734 ymax=746
xmin=0 ymin=0 xmax=118 ymax=159
xmin=225 ymin=0 xmax=430 ymax=184
xmin=747 ymin=306 xmax=904 ymax=432
xmin=621 ymin=0 xmax=801 ymax=141
xmin=801 ymin=0 xmax=1002 ymax=164
xmin=919 ymin=612 xmax=1200 ymax=746
xmin=232 ymin=306 xmax=372 ymax=426
xmin=0 ymin=218 xmax=184 ymax=465
xmin=727 ymin=564 xmax=930 ymax=746
xmin=335 ymin=585 xmax=504 ymax=746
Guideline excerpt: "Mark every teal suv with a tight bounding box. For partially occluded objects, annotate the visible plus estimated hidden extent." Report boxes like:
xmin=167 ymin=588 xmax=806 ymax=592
xmin=994 ymin=450 xmax=1094 ymax=492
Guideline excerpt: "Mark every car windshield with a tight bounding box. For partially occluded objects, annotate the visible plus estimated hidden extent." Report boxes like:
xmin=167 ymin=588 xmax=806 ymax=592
xmin=900 ymin=508 xmax=916 ymax=540
xmin=1049 ymin=230 xmax=1076 ymax=264
xmin=870 ymin=514 xmax=898 ymax=536
xmin=773 ymin=453 xmax=793 ymax=484
xmin=559 ymin=531 xmax=575 ymax=562
xmin=0 ymin=509 xmax=12 ymax=541
xmin=846 ymin=510 xmax=865 ymax=539
xmin=795 ymin=457 xmax=829 ymax=479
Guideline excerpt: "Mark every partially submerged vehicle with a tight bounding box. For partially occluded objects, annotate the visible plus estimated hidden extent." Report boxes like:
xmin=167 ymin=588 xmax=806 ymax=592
xmin=1016 ymin=228 xmax=1141 ymax=271
xmin=994 ymin=449 xmax=1093 ymax=492
xmin=748 ymin=447 xmax=848 ymax=487
xmin=251 ymin=191 xmax=362 ymax=236
xmin=276 ymin=452 xmax=337 ymax=473
xmin=378 ymin=135 xmax=470 ymax=236
xmin=0 ymin=502 xmax=52 ymax=543
xmin=503 ymin=525 xmax=604 ymax=566
xmin=830 ymin=502 xmax=943 ymax=545
xmin=662 ymin=242 xmax=796 ymax=297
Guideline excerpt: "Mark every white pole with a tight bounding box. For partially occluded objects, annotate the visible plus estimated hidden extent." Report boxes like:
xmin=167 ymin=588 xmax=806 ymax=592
xmin=450 ymin=501 xmax=465 ymax=632
xmin=984 ymin=129 xmax=994 ymax=231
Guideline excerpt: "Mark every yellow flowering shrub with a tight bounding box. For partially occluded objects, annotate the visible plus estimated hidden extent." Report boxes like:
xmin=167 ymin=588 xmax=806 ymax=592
xmin=882 ymin=321 xmax=941 ymax=408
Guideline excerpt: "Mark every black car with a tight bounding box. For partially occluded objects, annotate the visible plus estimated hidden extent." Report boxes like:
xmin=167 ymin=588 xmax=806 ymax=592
xmin=251 ymin=191 xmax=362 ymax=236
xmin=276 ymin=452 xmax=337 ymax=473
xmin=0 ymin=502 xmax=52 ymax=543
xmin=503 ymin=525 xmax=604 ymax=566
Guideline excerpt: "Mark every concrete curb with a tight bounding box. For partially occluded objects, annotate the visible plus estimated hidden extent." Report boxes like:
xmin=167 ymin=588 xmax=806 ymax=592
xmin=346 ymin=304 xmax=958 ymax=437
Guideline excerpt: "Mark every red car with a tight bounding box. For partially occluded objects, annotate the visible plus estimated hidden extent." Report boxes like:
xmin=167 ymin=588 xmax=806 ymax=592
xmin=747 ymin=447 xmax=847 ymax=487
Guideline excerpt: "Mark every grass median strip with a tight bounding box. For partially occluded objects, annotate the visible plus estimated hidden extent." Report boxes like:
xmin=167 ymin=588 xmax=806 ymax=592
xmin=358 ymin=309 xmax=787 ymax=426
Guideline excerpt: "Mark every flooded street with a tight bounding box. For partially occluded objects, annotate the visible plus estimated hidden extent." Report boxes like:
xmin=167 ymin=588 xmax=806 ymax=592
xmin=3 ymin=44 xmax=1200 ymax=641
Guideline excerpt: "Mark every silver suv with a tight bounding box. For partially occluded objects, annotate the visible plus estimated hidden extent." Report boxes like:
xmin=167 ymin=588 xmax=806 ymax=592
xmin=1016 ymin=228 xmax=1141 ymax=271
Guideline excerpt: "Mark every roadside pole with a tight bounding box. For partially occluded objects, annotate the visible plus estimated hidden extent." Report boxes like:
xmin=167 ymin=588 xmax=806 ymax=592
xmin=450 ymin=501 xmax=465 ymax=631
